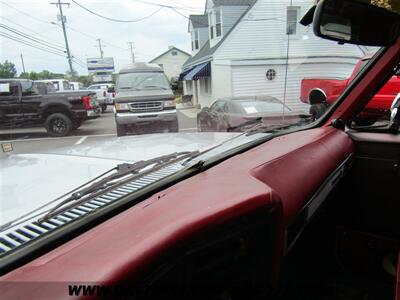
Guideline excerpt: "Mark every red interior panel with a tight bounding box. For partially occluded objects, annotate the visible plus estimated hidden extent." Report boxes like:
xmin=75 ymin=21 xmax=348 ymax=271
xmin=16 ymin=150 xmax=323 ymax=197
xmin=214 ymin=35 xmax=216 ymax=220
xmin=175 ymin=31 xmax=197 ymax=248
xmin=1 ymin=127 xmax=354 ymax=299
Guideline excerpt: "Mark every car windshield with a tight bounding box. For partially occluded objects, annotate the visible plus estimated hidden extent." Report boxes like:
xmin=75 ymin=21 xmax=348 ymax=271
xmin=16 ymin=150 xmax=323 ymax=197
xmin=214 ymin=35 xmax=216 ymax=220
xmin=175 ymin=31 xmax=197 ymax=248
xmin=117 ymin=72 xmax=170 ymax=90
xmin=0 ymin=0 xmax=383 ymax=232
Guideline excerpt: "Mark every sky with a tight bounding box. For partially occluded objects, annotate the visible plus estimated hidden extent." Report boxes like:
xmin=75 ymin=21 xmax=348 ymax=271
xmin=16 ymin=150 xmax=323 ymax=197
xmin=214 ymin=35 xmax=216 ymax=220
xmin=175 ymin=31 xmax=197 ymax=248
xmin=0 ymin=0 xmax=206 ymax=75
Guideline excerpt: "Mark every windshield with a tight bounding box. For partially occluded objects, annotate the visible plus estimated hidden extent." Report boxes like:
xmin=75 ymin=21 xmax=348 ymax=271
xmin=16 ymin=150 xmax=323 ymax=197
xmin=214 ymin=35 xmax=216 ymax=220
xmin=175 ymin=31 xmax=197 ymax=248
xmin=0 ymin=0 xmax=383 ymax=232
xmin=117 ymin=72 xmax=170 ymax=90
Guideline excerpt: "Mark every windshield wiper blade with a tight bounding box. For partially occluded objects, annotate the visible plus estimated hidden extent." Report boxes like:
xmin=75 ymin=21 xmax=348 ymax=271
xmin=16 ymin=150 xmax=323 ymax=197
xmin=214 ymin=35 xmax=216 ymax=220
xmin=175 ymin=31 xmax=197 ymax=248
xmin=227 ymin=117 xmax=263 ymax=132
xmin=38 ymin=151 xmax=198 ymax=223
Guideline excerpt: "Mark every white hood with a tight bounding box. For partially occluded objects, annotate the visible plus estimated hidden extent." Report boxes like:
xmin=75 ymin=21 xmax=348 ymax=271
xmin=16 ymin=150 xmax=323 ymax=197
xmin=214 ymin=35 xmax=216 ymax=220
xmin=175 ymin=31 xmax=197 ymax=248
xmin=0 ymin=132 xmax=241 ymax=227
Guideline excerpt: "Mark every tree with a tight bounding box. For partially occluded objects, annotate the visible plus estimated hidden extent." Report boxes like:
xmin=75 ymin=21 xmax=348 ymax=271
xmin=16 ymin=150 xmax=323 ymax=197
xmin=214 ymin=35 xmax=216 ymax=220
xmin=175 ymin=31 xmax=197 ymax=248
xmin=0 ymin=60 xmax=17 ymax=78
xmin=78 ymin=75 xmax=93 ymax=87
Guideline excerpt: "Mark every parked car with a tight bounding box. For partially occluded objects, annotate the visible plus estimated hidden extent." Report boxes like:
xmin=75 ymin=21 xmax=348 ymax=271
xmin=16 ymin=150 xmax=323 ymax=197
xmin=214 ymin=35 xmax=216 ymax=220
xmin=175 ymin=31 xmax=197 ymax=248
xmin=87 ymin=83 xmax=114 ymax=113
xmin=0 ymin=79 xmax=99 ymax=136
xmin=114 ymin=62 xmax=178 ymax=136
xmin=35 ymin=79 xmax=71 ymax=92
xmin=198 ymin=96 xmax=311 ymax=132
xmin=300 ymin=55 xmax=400 ymax=124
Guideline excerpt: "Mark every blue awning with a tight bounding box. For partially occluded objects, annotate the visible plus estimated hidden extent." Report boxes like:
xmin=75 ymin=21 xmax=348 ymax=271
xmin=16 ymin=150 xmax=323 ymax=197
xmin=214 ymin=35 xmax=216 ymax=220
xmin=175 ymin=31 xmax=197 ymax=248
xmin=183 ymin=62 xmax=210 ymax=81
xmin=178 ymin=68 xmax=191 ymax=81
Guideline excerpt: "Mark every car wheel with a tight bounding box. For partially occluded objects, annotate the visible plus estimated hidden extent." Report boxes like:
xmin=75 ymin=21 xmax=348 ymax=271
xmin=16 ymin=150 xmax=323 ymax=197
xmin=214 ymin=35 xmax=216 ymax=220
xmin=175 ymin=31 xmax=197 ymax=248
xmin=116 ymin=124 xmax=127 ymax=137
xmin=354 ymin=117 xmax=378 ymax=126
xmin=45 ymin=113 xmax=72 ymax=137
xmin=72 ymin=119 xmax=82 ymax=130
xmin=101 ymin=104 xmax=107 ymax=113
xmin=309 ymin=103 xmax=328 ymax=120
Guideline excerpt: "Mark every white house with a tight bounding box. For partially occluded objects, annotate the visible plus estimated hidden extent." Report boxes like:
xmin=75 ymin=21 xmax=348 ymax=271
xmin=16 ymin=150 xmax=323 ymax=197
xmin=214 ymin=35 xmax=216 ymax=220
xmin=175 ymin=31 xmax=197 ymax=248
xmin=149 ymin=46 xmax=191 ymax=81
xmin=181 ymin=0 xmax=368 ymax=111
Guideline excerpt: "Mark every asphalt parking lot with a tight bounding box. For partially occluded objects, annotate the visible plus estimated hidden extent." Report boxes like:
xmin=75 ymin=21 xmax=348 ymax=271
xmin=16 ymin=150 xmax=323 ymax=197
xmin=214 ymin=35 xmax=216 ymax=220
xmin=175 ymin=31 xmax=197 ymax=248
xmin=0 ymin=107 xmax=198 ymax=154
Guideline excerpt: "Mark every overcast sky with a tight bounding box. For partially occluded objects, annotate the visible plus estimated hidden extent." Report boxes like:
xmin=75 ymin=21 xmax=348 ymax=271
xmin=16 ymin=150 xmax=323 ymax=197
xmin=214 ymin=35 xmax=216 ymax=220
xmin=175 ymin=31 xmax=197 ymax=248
xmin=0 ymin=0 xmax=205 ymax=75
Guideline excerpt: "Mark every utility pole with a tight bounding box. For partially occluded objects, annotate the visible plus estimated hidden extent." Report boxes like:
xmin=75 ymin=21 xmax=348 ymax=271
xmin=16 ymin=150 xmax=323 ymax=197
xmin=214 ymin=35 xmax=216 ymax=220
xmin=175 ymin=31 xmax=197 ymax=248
xmin=20 ymin=54 xmax=26 ymax=73
xmin=128 ymin=42 xmax=135 ymax=63
xmin=50 ymin=0 xmax=73 ymax=74
xmin=95 ymin=38 xmax=105 ymax=58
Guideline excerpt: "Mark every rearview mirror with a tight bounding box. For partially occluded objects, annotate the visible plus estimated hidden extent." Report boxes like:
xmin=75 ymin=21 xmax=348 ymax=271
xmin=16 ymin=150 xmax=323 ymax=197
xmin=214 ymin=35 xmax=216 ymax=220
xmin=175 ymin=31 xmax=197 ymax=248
xmin=313 ymin=0 xmax=400 ymax=46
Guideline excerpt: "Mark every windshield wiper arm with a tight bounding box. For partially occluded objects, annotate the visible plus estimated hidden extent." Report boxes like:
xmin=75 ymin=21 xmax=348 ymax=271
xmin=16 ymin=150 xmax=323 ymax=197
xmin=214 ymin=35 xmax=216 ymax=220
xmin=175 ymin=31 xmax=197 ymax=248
xmin=38 ymin=151 xmax=198 ymax=223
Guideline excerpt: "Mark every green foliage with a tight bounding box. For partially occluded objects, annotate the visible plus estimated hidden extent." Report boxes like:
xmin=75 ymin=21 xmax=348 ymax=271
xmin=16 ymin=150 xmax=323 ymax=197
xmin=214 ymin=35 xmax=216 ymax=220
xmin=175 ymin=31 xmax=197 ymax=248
xmin=0 ymin=60 xmax=17 ymax=78
xmin=78 ymin=75 xmax=93 ymax=87
xmin=19 ymin=70 xmax=65 ymax=80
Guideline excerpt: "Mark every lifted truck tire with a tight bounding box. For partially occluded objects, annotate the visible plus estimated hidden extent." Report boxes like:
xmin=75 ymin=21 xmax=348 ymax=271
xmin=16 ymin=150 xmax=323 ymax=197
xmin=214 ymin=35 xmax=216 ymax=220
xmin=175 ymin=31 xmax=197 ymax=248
xmin=45 ymin=113 xmax=72 ymax=137
xmin=116 ymin=124 xmax=127 ymax=137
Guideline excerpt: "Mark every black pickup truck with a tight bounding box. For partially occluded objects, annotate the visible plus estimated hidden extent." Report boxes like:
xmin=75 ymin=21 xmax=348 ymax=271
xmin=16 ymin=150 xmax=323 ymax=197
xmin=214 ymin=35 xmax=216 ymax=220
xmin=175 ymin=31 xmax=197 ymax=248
xmin=0 ymin=79 xmax=99 ymax=137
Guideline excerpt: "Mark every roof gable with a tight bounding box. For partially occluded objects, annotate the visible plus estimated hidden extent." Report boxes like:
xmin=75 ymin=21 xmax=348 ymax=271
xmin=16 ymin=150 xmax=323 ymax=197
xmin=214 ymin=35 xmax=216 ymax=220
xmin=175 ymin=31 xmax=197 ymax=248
xmin=184 ymin=0 xmax=257 ymax=68
xmin=149 ymin=47 xmax=191 ymax=63
xmin=188 ymin=15 xmax=208 ymax=31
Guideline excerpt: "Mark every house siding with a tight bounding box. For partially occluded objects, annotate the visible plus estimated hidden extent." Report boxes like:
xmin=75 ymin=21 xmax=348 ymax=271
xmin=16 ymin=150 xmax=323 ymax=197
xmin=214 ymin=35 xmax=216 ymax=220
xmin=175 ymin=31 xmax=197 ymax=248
xmin=183 ymin=0 xmax=367 ymax=111
xmin=151 ymin=49 xmax=191 ymax=80
xmin=212 ymin=62 xmax=233 ymax=104
xmin=221 ymin=5 xmax=248 ymax=37
xmin=231 ymin=58 xmax=358 ymax=111
xmin=215 ymin=0 xmax=364 ymax=61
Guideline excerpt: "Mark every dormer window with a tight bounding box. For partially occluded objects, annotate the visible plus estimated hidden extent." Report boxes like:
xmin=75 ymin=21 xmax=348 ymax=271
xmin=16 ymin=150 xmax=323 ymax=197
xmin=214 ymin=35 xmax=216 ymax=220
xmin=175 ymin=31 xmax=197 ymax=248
xmin=215 ymin=10 xmax=222 ymax=37
xmin=209 ymin=12 xmax=214 ymax=39
xmin=191 ymin=30 xmax=200 ymax=51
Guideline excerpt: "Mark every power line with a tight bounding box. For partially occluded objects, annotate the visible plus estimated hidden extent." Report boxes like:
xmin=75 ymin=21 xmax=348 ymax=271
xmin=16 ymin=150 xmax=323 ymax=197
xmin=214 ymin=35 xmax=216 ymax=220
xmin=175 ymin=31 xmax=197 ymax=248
xmin=0 ymin=24 xmax=66 ymax=52
xmin=70 ymin=0 xmax=163 ymax=23
xmin=0 ymin=32 xmax=68 ymax=58
xmin=0 ymin=16 xmax=64 ymax=47
xmin=0 ymin=1 xmax=52 ymax=25
xmin=130 ymin=0 xmax=201 ymax=12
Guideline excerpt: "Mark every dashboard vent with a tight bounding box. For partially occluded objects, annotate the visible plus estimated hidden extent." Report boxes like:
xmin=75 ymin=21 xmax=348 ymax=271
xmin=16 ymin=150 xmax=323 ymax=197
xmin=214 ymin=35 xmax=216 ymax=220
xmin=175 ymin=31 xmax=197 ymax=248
xmin=0 ymin=162 xmax=184 ymax=257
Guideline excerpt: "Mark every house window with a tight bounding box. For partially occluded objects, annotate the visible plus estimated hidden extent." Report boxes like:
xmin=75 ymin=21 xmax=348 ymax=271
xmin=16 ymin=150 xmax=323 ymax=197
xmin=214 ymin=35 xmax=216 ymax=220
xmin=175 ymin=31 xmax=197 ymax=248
xmin=171 ymin=50 xmax=178 ymax=56
xmin=215 ymin=9 xmax=222 ymax=37
xmin=159 ymin=64 xmax=164 ymax=70
xmin=192 ymin=30 xmax=199 ymax=50
xmin=266 ymin=69 xmax=276 ymax=81
xmin=287 ymin=7 xmax=299 ymax=35
xmin=209 ymin=12 xmax=214 ymax=39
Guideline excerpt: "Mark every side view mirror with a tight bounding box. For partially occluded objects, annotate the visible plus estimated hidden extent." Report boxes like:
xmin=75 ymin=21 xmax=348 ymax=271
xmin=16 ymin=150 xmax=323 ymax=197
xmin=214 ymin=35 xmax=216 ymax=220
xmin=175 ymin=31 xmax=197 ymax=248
xmin=312 ymin=0 xmax=400 ymax=46
xmin=390 ymin=94 xmax=400 ymax=133
xmin=202 ymin=107 xmax=210 ymax=112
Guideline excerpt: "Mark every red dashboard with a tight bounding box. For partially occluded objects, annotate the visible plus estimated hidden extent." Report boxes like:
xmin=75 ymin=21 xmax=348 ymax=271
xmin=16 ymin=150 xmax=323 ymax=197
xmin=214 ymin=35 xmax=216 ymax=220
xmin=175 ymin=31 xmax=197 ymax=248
xmin=1 ymin=126 xmax=354 ymax=299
